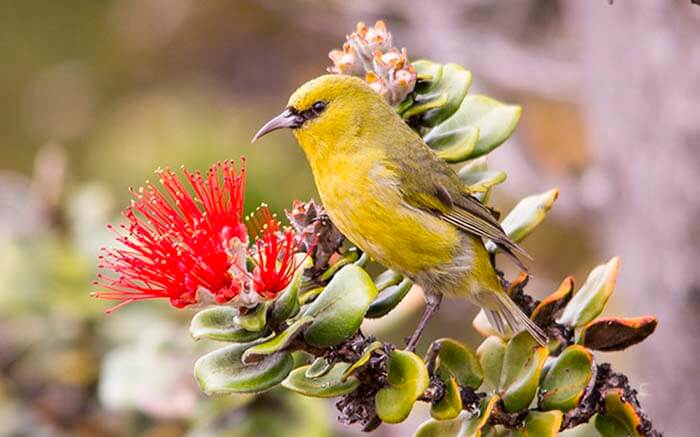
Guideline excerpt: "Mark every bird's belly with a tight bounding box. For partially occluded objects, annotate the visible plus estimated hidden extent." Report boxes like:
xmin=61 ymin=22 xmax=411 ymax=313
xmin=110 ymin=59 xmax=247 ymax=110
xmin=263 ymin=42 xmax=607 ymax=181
xmin=318 ymin=178 xmax=461 ymax=276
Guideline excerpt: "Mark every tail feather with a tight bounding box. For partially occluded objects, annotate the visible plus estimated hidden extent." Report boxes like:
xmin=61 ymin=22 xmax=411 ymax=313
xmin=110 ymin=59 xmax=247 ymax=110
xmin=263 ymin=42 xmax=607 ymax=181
xmin=482 ymin=292 xmax=548 ymax=346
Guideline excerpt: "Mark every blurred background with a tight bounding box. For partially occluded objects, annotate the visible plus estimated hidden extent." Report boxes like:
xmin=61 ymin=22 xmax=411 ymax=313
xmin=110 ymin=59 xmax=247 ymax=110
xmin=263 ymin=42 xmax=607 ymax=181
xmin=1 ymin=0 xmax=698 ymax=435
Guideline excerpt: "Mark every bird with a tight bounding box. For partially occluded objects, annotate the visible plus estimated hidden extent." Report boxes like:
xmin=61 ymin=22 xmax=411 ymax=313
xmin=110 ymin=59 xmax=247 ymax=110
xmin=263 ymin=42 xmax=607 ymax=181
xmin=253 ymin=74 xmax=547 ymax=349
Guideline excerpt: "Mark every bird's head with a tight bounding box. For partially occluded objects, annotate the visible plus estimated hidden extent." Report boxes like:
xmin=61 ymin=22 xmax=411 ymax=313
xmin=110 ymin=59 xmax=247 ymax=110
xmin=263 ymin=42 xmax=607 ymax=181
xmin=253 ymin=75 xmax=392 ymax=158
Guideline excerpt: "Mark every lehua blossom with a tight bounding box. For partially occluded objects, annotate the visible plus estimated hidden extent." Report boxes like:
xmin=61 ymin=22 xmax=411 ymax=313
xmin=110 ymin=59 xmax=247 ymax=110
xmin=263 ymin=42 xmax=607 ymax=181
xmin=94 ymin=160 xmax=306 ymax=312
xmin=246 ymin=206 xmax=305 ymax=300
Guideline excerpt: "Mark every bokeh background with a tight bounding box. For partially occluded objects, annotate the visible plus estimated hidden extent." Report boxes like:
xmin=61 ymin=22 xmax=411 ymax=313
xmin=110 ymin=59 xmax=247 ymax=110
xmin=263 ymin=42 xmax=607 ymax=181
xmin=1 ymin=1 xmax=698 ymax=436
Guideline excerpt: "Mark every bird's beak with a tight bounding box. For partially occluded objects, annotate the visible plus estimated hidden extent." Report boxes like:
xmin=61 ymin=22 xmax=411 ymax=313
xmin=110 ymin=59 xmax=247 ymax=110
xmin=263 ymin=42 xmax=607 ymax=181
xmin=252 ymin=108 xmax=304 ymax=142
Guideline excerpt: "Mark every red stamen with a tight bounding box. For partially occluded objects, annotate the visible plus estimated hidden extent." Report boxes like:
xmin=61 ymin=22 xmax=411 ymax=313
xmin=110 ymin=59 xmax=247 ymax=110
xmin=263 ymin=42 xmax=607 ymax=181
xmin=94 ymin=160 xmax=246 ymax=311
xmin=247 ymin=206 xmax=304 ymax=299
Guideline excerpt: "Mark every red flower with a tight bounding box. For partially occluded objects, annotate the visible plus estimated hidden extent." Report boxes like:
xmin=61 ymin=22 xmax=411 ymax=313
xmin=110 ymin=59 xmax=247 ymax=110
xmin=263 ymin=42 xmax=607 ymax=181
xmin=247 ymin=206 xmax=305 ymax=299
xmin=94 ymin=160 xmax=247 ymax=312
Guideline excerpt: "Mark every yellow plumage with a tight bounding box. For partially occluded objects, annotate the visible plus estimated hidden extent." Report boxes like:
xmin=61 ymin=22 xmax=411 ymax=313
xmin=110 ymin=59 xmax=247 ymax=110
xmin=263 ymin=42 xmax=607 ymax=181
xmin=254 ymin=74 xmax=546 ymax=348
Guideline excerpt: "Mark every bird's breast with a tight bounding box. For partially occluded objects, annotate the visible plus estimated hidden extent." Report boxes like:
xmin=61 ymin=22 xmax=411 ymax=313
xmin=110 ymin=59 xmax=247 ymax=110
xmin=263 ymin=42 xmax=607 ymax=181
xmin=312 ymin=151 xmax=460 ymax=275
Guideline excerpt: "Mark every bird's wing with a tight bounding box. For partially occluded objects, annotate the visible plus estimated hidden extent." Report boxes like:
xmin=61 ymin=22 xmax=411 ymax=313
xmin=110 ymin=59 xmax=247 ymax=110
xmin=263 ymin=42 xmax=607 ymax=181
xmin=392 ymin=141 xmax=532 ymax=271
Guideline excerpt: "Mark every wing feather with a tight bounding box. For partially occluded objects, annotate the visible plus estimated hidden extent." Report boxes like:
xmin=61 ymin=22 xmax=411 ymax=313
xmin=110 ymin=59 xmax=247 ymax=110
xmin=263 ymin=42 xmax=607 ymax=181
xmin=404 ymin=184 xmax=531 ymax=271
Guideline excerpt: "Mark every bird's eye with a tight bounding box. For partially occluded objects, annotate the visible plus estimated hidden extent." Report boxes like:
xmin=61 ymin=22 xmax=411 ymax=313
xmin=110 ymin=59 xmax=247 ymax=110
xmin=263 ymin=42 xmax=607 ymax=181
xmin=312 ymin=101 xmax=327 ymax=114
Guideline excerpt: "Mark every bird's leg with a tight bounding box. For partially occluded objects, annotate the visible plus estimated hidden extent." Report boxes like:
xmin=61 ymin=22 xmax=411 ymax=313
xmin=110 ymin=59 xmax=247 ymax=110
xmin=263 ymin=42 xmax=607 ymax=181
xmin=405 ymin=293 xmax=443 ymax=352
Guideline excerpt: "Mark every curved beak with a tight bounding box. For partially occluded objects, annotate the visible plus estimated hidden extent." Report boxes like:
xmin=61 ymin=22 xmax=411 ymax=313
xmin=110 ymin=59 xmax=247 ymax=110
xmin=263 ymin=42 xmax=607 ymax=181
xmin=252 ymin=108 xmax=304 ymax=142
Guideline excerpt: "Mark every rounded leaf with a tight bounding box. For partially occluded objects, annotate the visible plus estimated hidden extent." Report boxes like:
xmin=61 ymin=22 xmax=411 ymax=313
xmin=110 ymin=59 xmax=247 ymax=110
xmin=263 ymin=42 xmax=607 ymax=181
xmin=305 ymin=357 xmax=331 ymax=378
xmin=417 ymin=63 xmax=472 ymax=127
xmin=302 ymin=265 xmax=378 ymax=347
xmin=194 ymin=341 xmax=293 ymax=395
xmin=241 ymin=315 xmax=314 ymax=364
xmin=602 ymin=389 xmax=642 ymax=437
xmin=558 ymin=421 xmax=601 ymax=437
xmin=402 ymin=92 xmax=449 ymax=120
xmin=531 ymin=276 xmax=575 ymax=326
xmin=459 ymin=168 xmax=507 ymax=194
xmin=594 ymin=414 xmax=630 ymax=436
xmin=463 ymin=395 xmax=499 ymax=436
xmin=426 ymin=94 xmax=521 ymax=163
xmin=298 ymin=286 xmax=324 ymax=306
xmin=499 ymin=332 xmax=549 ymax=412
xmin=463 ymin=95 xmax=521 ymax=159
xmin=476 ymin=336 xmax=506 ymax=389
xmin=375 ymin=350 xmax=429 ymax=424
xmin=412 ymin=59 xmax=444 ymax=93
xmin=190 ymin=306 xmax=269 ymax=342
xmin=282 ymin=362 xmax=360 ymax=398
xmin=487 ymin=189 xmax=559 ymax=252
xmin=579 ymin=316 xmax=657 ymax=352
xmin=366 ymin=277 xmax=414 ymax=318
xmin=423 ymin=102 xmax=479 ymax=163
xmin=511 ymin=411 xmax=563 ymax=437
xmin=435 ymin=338 xmax=483 ymax=389
xmin=270 ymin=253 xmax=311 ymax=322
xmin=430 ymin=375 xmax=462 ymax=420
xmin=374 ymin=269 xmax=403 ymax=291
xmin=539 ymin=345 xmax=594 ymax=412
xmin=558 ymin=257 xmax=620 ymax=327
xmin=341 ymin=341 xmax=382 ymax=381
xmin=235 ymin=301 xmax=272 ymax=332
xmin=414 ymin=412 xmax=468 ymax=437
xmin=318 ymin=248 xmax=359 ymax=282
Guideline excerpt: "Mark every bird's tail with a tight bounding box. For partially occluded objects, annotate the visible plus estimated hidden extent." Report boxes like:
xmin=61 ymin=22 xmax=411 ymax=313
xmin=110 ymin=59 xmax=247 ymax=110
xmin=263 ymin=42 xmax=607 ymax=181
xmin=480 ymin=291 xmax=548 ymax=346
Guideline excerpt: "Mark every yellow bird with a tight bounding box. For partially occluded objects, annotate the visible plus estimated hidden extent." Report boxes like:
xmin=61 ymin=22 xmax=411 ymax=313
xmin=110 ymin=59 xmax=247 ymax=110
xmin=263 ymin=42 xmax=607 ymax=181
xmin=253 ymin=74 xmax=547 ymax=349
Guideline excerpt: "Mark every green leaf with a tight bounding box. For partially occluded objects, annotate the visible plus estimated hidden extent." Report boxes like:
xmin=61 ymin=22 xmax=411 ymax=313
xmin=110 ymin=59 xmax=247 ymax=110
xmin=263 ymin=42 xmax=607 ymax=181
xmin=511 ymin=411 xmax=563 ymax=437
xmin=298 ymin=286 xmax=324 ymax=306
xmin=414 ymin=412 xmax=468 ymax=437
xmin=241 ymin=315 xmax=314 ymax=364
xmin=416 ymin=63 xmax=472 ymax=127
xmin=476 ymin=336 xmax=506 ymax=389
xmin=459 ymin=167 xmax=507 ymax=193
xmin=435 ymin=338 xmax=483 ymax=389
xmin=302 ymin=265 xmax=378 ymax=347
xmin=499 ymin=332 xmax=549 ymax=412
xmin=458 ymin=158 xmax=506 ymax=202
xmin=431 ymin=375 xmax=462 ymax=420
xmin=270 ymin=253 xmax=311 ymax=322
xmin=354 ymin=251 xmax=370 ymax=267
xmin=366 ymin=277 xmax=414 ymax=318
xmin=558 ymin=257 xmax=620 ymax=327
xmin=423 ymin=104 xmax=479 ymax=163
xmin=235 ymin=301 xmax=272 ymax=332
xmin=487 ymin=189 xmax=559 ymax=252
xmin=374 ymin=269 xmax=403 ymax=291
xmin=402 ymin=92 xmax=449 ymax=120
xmin=319 ymin=248 xmax=359 ymax=282
xmin=305 ymin=357 xmax=331 ymax=378
xmin=416 ymin=396 xmax=498 ymax=437
xmin=601 ymin=389 xmax=642 ymax=437
xmin=424 ymin=94 xmax=520 ymax=163
xmin=539 ymin=345 xmax=594 ymax=412
xmin=341 ymin=341 xmax=382 ymax=381
xmin=412 ymin=59 xmax=444 ymax=93
xmin=559 ymin=421 xmax=602 ymax=437
xmin=282 ymin=362 xmax=360 ymax=398
xmin=194 ymin=341 xmax=293 ymax=395
xmin=463 ymin=395 xmax=499 ymax=436
xmin=594 ymin=414 xmax=631 ymax=437
xmin=375 ymin=350 xmax=429 ymax=424
xmin=579 ymin=316 xmax=657 ymax=351
xmin=190 ymin=306 xmax=269 ymax=342
xmin=463 ymin=95 xmax=521 ymax=158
